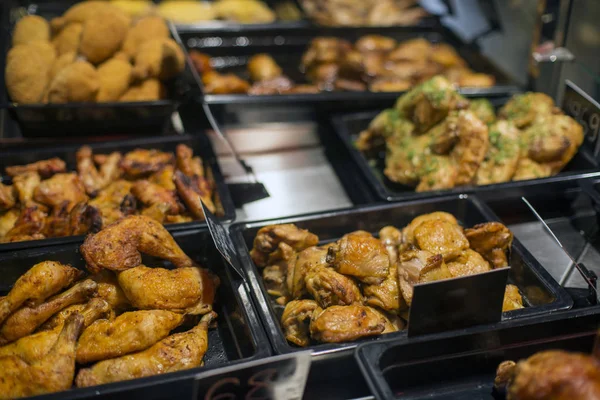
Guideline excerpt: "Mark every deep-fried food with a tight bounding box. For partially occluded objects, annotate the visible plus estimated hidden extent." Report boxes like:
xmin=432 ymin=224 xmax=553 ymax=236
xmin=0 ymin=183 xmax=15 ymax=211
xmin=1 ymin=205 xmax=47 ymax=243
xmin=68 ymin=203 xmax=103 ymax=236
xmin=157 ymin=1 xmax=216 ymax=23
xmin=121 ymin=16 xmax=169 ymax=59
xmin=5 ymin=44 xmax=50 ymax=104
xmin=189 ymin=51 xmax=213 ymax=75
xmin=91 ymin=270 xmax=131 ymax=311
xmin=119 ymin=148 xmax=174 ymax=178
xmin=214 ymin=0 xmax=276 ymax=23
xmin=96 ymin=58 xmax=132 ymax=101
xmin=79 ymin=15 xmax=129 ymax=64
xmin=6 ymin=158 xmax=66 ymax=179
xmin=0 ymin=313 xmax=84 ymax=400
xmin=38 ymin=298 xmax=111 ymax=333
xmin=76 ymin=310 xmax=184 ymax=363
xmin=33 ymin=173 xmax=88 ymax=211
xmin=248 ymin=54 xmax=283 ymax=82
xmin=47 ymin=60 xmax=99 ymax=103
xmin=75 ymin=312 xmax=216 ymax=387
xmin=202 ymin=71 xmax=251 ymax=94
xmin=50 ymin=51 xmax=77 ymax=80
xmin=81 ymin=215 xmax=193 ymax=273
xmin=132 ymin=38 xmax=185 ymax=81
xmin=0 ymin=209 xmax=19 ymax=238
xmin=132 ymin=180 xmax=183 ymax=218
xmin=119 ymin=78 xmax=165 ymax=101
xmin=77 ymin=146 xmax=122 ymax=196
xmin=13 ymin=15 xmax=49 ymax=46
xmin=51 ymin=1 xmax=130 ymax=31
xmin=52 ymin=23 xmax=83 ymax=56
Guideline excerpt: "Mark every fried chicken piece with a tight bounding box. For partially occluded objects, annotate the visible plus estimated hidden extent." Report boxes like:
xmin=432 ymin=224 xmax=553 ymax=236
xmin=397 ymin=250 xmax=451 ymax=306
xmin=0 ymin=279 xmax=96 ymax=344
xmin=68 ymin=202 xmax=103 ymax=236
xmin=446 ymin=249 xmax=491 ymax=277
xmin=13 ymin=15 xmax=49 ymax=46
xmin=189 ymin=51 xmax=212 ymax=75
xmin=430 ymin=43 xmax=467 ymax=68
xmin=51 ymin=1 xmax=130 ymax=31
xmin=121 ymin=16 xmax=169 ymax=59
xmin=47 ymin=60 xmax=99 ymax=103
xmin=250 ymin=224 xmax=319 ymax=268
xmin=5 ymin=44 xmax=50 ymax=104
xmin=498 ymin=92 xmax=556 ymax=129
xmin=503 ymin=284 xmax=524 ymax=312
xmin=97 ymin=58 xmax=132 ymax=101
xmin=286 ymin=246 xmax=329 ymax=299
xmin=0 ymin=209 xmax=19 ymax=238
xmin=148 ymin=165 xmax=176 ymax=190
xmin=42 ymin=201 xmax=72 ymax=237
xmin=6 ymin=158 xmax=66 ymax=179
xmin=202 ymin=71 xmax=250 ymax=94
xmin=0 ymin=183 xmax=15 ymax=211
xmin=77 ymin=146 xmax=122 ymax=196
xmin=1 ymin=205 xmax=47 ymax=243
xmin=88 ymin=180 xmax=135 ymax=226
xmin=263 ymin=243 xmax=296 ymax=301
xmin=132 ymin=180 xmax=183 ymax=221
xmin=77 ymin=310 xmax=184 ymax=364
xmin=388 ymin=38 xmax=431 ymax=62
xmin=75 ymin=311 xmax=216 ymax=387
xmin=413 ymin=218 xmax=469 ymax=261
xmin=79 ymin=14 xmax=129 ymax=64
xmin=81 ymin=215 xmax=193 ymax=274
xmin=363 ymin=263 xmax=403 ymax=312
xmin=118 ymin=266 xmax=217 ymax=314
xmin=174 ymin=170 xmax=214 ymax=219
xmin=326 ymin=231 xmax=390 ymax=285
xmin=11 ymin=173 xmax=38 ymax=206
xmin=476 ymin=120 xmax=520 ymax=185
xmin=175 ymin=143 xmax=204 ymax=177
xmin=157 ymin=1 xmax=216 ymax=23
xmin=119 ymin=78 xmax=165 ymax=102
xmin=52 ymin=23 xmax=83 ymax=56
xmin=248 ymin=54 xmax=283 ymax=82
xmin=301 ymin=37 xmax=352 ymax=69
xmin=445 ymin=110 xmax=489 ymax=185
xmin=305 ymin=266 xmax=363 ymax=308
xmin=91 ymin=270 xmax=131 ymax=311
xmin=33 ymin=173 xmax=88 ymax=212
xmin=120 ymin=148 xmax=174 ymax=178
xmin=495 ymin=350 xmax=600 ymax=399
xmin=0 ymin=313 xmax=84 ymax=399
xmin=132 ymin=38 xmax=185 ymax=81
xmin=0 ymin=261 xmax=80 ymax=326
xmin=0 ymin=299 xmax=109 ymax=363
xmin=50 ymin=51 xmax=77 ymax=80
xmin=310 ymin=304 xmax=394 ymax=343
xmin=379 ymin=226 xmax=402 ymax=264
xmin=464 ymin=222 xmax=513 ymax=268
xmin=214 ymin=0 xmax=276 ymax=23
xmin=281 ymin=300 xmax=318 ymax=347
xmin=512 ymin=158 xmax=553 ymax=181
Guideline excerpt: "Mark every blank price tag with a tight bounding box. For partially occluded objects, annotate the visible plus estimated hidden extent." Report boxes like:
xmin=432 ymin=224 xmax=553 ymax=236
xmin=196 ymin=351 xmax=312 ymax=400
xmin=562 ymin=80 xmax=600 ymax=158
xmin=408 ymin=267 xmax=509 ymax=337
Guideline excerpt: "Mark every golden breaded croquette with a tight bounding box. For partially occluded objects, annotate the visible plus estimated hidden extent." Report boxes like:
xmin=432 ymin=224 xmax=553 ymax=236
xmin=79 ymin=15 xmax=129 ymax=64
xmin=121 ymin=16 xmax=169 ymax=59
xmin=113 ymin=51 xmax=130 ymax=62
xmin=50 ymin=51 xmax=77 ymax=80
xmin=157 ymin=1 xmax=216 ymax=23
xmin=28 ymin=41 xmax=57 ymax=67
xmin=120 ymin=79 xmax=165 ymax=102
xmin=132 ymin=38 xmax=185 ymax=81
xmin=12 ymin=15 xmax=50 ymax=46
xmin=97 ymin=58 xmax=132 ymax=102
xmin=5 ymin=45 xmax=50 ymax=104
xmin=51 ymin=1 xmax=130 ymax=32
xmin=52 ymin=23 xmax=83 ymax=56
xmin=48 ymin=60 xmax=99 ymax=103
xmin=110 ymin=0 xmax=154 ymax=17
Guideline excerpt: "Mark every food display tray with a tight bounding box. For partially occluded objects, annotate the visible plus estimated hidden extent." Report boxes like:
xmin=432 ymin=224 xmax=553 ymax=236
xmin=0 ymin=227 xmax=270 ymax=400
xmin=0 ymin=134 xmax=235 ymax=252
xmin=356 ymin=306 xmax=600 ymax=400
xmin=0 ymin=0 xmax=194 ymax=137
xmin=229 ymin=195 xmax=573 ymax=358
xmin=179 ymin=27 xmax=520 ymax=111
xmin=331 ymin=109 xmax=600 ymax=202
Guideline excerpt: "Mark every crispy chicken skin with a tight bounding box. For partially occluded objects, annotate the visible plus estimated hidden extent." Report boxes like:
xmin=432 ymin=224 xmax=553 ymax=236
xmin=494 ymin=350 xmax=600 ymax=400
xmin=0 ymin=183 xmax=15 ymax=211
xmin=0 ymin=261 xmax=80 ymax=326
xmin=121 ymin=16 xmax=169 ymax=59
xmin=88 ymin=180 xmax=135 ymax=226
xmin=281 ymin=300 xmax=319 ymax=347
xmin=117 ymin=266 xmax=217 ymax=314
xmin=326 ymin=231 xmax=390 ymax=284
xmin=76 ymin=310 xmax=184 ymax=363
xmin=33 ymin=173 xmax=88 ymax=212
xmin=81 ymin=215 xmax=193 ymax=273
xmin=1 ymin=205 xmax=47 ymax=243
xmin=0 ymin=313 xmax=84 ymax=400
xmin=310 ymin=304 xmax=394 ymax=343
xmin=75 ymin=312 xmax=216 ymax=387
xmin=96 ymin=58 xmax=132 ymax=102
xmin=12 ymin=15 xmax=49 ymax=46
xmin=0 ymin=209 xmax=19 ymax=238
xmin=68 ymin=202 xmax=103 ymax=236
xmin=12 ymin=171 xmax=41 ymax=204
xmin=51 ymin=1 xmax=130 ymax=31
xmin=464 ymin=222 xmax=513 ymax=268
xmin=132 ymin=180 xmax=183 ymax=217
xmin=76 ymin=146 xmax=122 ymax=196
xmin=91 ymin=270 xmax=131 ymax=311
xmin=0 ymin=279 xmax=97 ymax=344
xmin=173 ymin=144 xmax=215 ymax=218
xmin=5 ymin=44 xmax=51 ymax=104
xmin=52 ymin=23 xmax=83 ymax=56
xmin=79 ymin=13 xmax=128 ymax=64
xmin=38 ymin=298 xmax=111 ymax=333
xmin=6 ymin=158 xmax=66 ymax=179
xmin=119 ymin=149 xmax=174 ymax=178
xmin=119 ymin=78 xmax=165 ymax=102
xmin=250 ymin=224 xmax=319 ymax=268
xmin=305 ymin=266 xmax=363 ymax=308
xmin=503 ymin=284 xmax=524 ymax=312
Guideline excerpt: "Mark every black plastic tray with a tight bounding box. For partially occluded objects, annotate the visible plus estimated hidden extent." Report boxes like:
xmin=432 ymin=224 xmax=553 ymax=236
xmin=0 ymin=228 xmax=270 ymax=400
xmin=0 ymin=134 xmax=235 ymax=252
xmin=331 ymin=109 xmax=600 ymax=202
xmin=229 ymin=195 xmax=573 ymax=357
xmin=0 ymin=0 xmax=194 ymax=137
xmin=180 ymin=27 xmax=520 ymax=109
xmin=356 ymin=305 xmax=600 ymax=400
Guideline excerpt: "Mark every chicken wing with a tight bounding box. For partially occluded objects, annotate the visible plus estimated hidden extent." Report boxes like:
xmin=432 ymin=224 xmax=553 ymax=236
xmin=1 ymin=205 xmax=47 ymax=243
xmin=77 ymin=310 xmax=184 ymax=363
xmin=305 ymin=266 xmax=363 ymax=308
xmin=75 ymin=311 xmax=216 ymax=387
xmin=120 ymin=149 xmax=174 ymax=178
xmin=117 ymin=266 xmax=217 ymax=314
xmin=173 ymin=144 xmax=215 ymax=218
xmin=47 ymin=60 xmax=100 ymax=103
xmin=286 ymin=246 xmax=329 ymax=299
xmin=281 ymin=300 xmax=319 ymax=347
xmin=81 ymin=215 xmax=193 ymax=273
xmin=88 ymin=180 xmax=135 ymax=226
xmin=0 ymin=209 xmax=19 ymax=238
xmin=12 ymin=172 xmax=41 ymax=204
xmin=0 ymin=299 xmax=109 ymax=363
xmin=42 ymin=201 xmax=72 ymax=237
xmin=68 ymin=202 xmax=103 ymax=235
xmin=91 ymin=270 xmax=131 ymax=312
xmin=0 ymin=279 xmax=97 ymax=344
xmin=76 ymin=146 xmax=122 ymax=196
xmin=413 ymin=218 xmax=469 ymax=261
xmin=464 ymin=222 xmax=513 ymax=268
xmin=149 ymin=165 xmax=176 ymax=191
xmin=326 ymin=231 xmax=390 ymax=284
xmin=12 ymin=15 xmax=49 ymax=46
xmin=309 ymin=304 xmax=394 ymax=343
xmin=250 ymin=224 xmax=319 ymax=268
xmin=0 ymin=313 xmax=84 ymax=399
xmin=495 ymin=350 xmax=600 ymax=400
xmin=476 ymin=120 xmax=521 ymax=185
xmin=132 ymin=180 xmax=183 ymax=220
xmin=0 ymin=183 xmax=16 ymax=211
xmin=446 ymin=249 xmax=491 ymax=278
xmin=397 ymin=250 xmax=451 ymax=306
xmin=0 ymin=261 xmax=80 ymax=325
xmin=503 ymin=284 xmax=524 ymax=312
xmin=33 ymin=173 xmax=88 ymax=211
